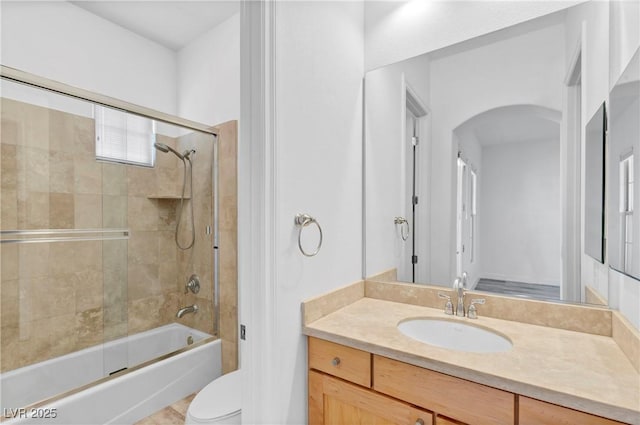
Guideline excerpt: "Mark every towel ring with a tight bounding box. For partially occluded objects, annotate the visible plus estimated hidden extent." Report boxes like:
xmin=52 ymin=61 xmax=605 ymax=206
xmin=394 ymin=217 xmax=410 ymax=241
xmin=295 ymin=213 xmax=323 ymax=257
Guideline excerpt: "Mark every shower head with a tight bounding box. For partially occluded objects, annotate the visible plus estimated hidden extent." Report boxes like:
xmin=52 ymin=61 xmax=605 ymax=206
xmin=154 ymin=142 xmax=184 ymax=160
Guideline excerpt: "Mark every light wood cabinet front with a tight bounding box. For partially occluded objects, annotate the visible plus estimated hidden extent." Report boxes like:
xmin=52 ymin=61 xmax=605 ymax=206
xmin=436 ymin=415 xmax=467 ymax=425
xmin=308 ymin=337 xmax=371 ymax=387
xmin=309 ymin=370 xmax=433 ymax=425
xmin=519 ymin=396 xmax=628 ymax=425
xmin=373 ymin=355 xmax=515 ymax=425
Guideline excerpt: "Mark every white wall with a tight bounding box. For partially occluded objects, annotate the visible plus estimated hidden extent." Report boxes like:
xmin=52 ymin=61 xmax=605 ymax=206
xmin=364 ymin=0 xmax=583 ymax=71
xmin=428 ymin=19 xmax=566 ymax=287
xmin=365 ymin=54 xmax=430 ymax=280
xmin=479 ymin=139 xmax=562 ymax=285
xmin=0 ymin=1 xmax=177 ymax=115
xmin=177 ymin=13 xmax=240 ymax=126
xmin=266 ymin=2 xmax=364 ymax=423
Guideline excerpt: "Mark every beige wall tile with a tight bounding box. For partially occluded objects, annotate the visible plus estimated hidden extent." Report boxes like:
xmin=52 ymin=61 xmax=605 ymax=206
xmin=49 ymin=150 xmax=74 ymax=193
xmin=73 ymin=269 xmax=103 ymax=313
xmin=75 ymin=306 xmax=103 ymax=349
xmin=74 ymin=158 xmax=102 ymax=194
xmin=74 ymin=193 xmax=103 ymax=228
xmin=49 ymin=242 xmax=77 ymax=277
xmin=128 ymin=264 xmax=160 ymax=301
xmin=102 ymin=163 xmax=127 ymax=196
xmin=1 ymin=279 xmax=19 ymax=328
xmin=72 ymin=241 xmax=103 ymax=270
xmin=48 ymin=109 xmax=76 ymax=154
xmin=1 ymin=188 xmax=18 ymax=229
xmin=73 ymin=116 xmax=95 ymax=159
xmin=18 ymin=243 xmax=49 ymax=278
xmin=29 ymin=276 xmax=75 ymax=321
xmin=24 ymin=147 xmax=49 ymax=193
xmin=1 ymin=244 xmax=19 ymax=281
xmin=103 ymin=195 xmax=127 ymax=228
xmin=128 ymin=231 xmax=159 ymax=265
xmin=128 ymin=196 xmax=158 ymax=231
xmin=1 ymin=144 xmax=17 ymax=191
xmin=127 ymin=166 xmax=157 ymax=196
xmin=25 ymin=191 xmax=50 ymax=228
xmin=50 ymin=192 xmax=75 ymax=228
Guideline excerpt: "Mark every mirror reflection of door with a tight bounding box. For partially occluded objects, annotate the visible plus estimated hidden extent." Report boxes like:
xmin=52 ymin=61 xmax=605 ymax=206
xmin=399 ymin=85 xmax=428 ymax=283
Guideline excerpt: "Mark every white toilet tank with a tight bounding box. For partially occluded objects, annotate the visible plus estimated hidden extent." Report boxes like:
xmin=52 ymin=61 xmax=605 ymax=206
xmin=185 ymin=370 xmax=241 ymax=424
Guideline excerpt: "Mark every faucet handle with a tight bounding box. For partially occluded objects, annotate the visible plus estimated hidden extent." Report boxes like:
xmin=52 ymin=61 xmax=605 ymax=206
xmin=467 ymin=298 xmax=485 ymax=319
xmin=438 ymin=293 xmax=454 ymax=315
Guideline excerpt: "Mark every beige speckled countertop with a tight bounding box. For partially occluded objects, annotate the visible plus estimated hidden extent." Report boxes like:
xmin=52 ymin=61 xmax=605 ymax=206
xmin=303 ymin=297 xmax=640 ymax=424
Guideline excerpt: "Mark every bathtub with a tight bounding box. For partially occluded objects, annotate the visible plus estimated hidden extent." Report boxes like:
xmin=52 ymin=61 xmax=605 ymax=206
xmin=1 ymin=323 xmax=220 ymax=424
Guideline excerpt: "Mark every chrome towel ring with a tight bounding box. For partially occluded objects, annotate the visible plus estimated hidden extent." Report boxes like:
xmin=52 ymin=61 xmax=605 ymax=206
xmin=295 ymin=213 xmax=323 ymax=257
xmin=394 ymin=217 xmax=409 ymax=241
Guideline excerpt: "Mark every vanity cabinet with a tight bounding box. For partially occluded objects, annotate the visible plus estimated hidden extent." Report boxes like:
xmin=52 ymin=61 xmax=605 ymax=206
xmin=308 ymin=337 xmax=630 ymax=425
xmin=309 ymin=370 xmax=432 ymax=425
xmin=518 ymin=396 xmax=627 ymax=425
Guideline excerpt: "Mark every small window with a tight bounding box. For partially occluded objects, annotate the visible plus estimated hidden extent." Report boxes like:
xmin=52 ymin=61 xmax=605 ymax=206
xmin=95 ymin=105 xmax=156 ymax=166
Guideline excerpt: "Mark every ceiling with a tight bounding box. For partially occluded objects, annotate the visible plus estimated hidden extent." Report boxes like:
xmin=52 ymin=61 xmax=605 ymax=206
xmin=70 ymin=1 xmax=240 ymax=51
xmin=455 ymin=105 xmax=562 ymax=146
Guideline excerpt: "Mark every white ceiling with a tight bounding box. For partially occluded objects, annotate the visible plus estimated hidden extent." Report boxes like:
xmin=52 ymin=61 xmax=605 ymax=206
xmin=70 ymin=1 xmax=240 ymax=51
xmin=456 ymin=105 xmax=561 ymax=146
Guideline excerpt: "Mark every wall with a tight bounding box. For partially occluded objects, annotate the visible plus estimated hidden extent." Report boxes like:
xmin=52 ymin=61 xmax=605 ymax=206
xmin=177 ymin=13 xmax=240 ymax=126
xmin=479 ymin=139 xmax=561 ymax=285
xmin=258 ymin=2 xmax=364 ymax=423
xmin=364 ymin=0 xmax=583 ymax=71
xmin=428 ymin=18 xmax=565 ymax=287
xmin=0 ymin=1 xmax=177 ymax=115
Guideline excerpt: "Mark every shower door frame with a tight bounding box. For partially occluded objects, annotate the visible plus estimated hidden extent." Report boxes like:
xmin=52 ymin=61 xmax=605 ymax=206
xmin=0 ymin=64 xmax=222 ymax=410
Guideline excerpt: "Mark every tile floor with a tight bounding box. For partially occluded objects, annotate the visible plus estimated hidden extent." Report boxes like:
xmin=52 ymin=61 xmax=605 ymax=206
xmin=134 ymin=393 xmax=195 ymax=425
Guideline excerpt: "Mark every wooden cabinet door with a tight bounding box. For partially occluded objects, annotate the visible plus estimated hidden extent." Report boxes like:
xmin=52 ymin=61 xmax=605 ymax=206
xmin=309 ymin=370 xmax=432 ymax=425
xmin=519 ymin=397 xmax=628 ymax=425
xmin=436 ymin=415 xmax=467 ymax=425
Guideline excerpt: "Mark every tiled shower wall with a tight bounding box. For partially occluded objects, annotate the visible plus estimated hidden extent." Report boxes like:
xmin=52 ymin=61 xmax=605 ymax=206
xmin=0 ymin=98 xmax=236 ymax=373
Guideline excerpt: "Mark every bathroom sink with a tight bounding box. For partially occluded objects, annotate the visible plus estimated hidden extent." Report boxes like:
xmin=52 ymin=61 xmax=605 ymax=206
xmin=397 ymin=318 xmax=513 ymax=353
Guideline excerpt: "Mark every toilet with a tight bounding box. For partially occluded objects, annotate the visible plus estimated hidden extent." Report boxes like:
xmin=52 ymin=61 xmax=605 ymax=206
xmin=185 ymin=370 xmax=242 ymax=424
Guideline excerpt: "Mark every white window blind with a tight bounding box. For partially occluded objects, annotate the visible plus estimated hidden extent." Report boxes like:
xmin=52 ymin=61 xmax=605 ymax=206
xmin=95 ymin=105 xmax=156 ymax=166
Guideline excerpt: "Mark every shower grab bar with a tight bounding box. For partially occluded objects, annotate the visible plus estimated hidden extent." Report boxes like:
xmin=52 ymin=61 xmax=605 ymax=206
xmin=0 ymin=228 xmax=129 ymax=244
xmin=294 ymin=213 xmax=323 ymax=257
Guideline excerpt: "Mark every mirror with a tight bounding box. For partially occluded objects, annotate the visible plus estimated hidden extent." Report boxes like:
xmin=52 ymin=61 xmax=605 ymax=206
xmin=608 ymin=48 xmax=640 ymax=280
xmin=584 ymin=102 xmax=606 ymax=264
xmin=364 ymin=1 xmax=609 ymax=304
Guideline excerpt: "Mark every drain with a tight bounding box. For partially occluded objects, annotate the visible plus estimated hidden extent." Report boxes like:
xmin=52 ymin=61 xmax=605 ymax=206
xmin=187 ymin=335 xmax=194 ymax=345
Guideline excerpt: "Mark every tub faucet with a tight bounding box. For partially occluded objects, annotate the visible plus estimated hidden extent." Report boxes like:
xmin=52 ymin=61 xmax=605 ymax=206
xmin=454 ymin=276 xmax=465 ymax=317
xmin=176 ymin=304 xmax=198 ymax=318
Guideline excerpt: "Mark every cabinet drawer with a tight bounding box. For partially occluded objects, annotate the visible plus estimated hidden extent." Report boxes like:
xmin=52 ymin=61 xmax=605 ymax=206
xmin=373 ymin=355 xmax=515 ymax=425
xmin=309 ymin=370 xmax=432 ymax=425
xmin=308 ymin=337 xmax=371 ymax=387
xmin=519 ymin=396 xmax=628 ymax=425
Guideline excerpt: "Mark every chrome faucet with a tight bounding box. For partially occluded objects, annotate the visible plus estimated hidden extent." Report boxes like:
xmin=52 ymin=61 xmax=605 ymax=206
xmin=454 ymin=276 xmax=465 ymax=317
xmin=176 ymin=304 xmax=198 ymax=318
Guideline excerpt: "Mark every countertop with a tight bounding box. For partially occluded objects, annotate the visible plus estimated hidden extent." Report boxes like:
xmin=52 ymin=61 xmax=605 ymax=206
xmin=303 ymin=297 xmax=640 ymax=424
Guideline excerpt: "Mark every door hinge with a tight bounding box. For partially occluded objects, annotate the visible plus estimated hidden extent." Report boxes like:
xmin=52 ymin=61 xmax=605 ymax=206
xmin=240 ymin=324 xmax=246 ymax=340
xmin=413 ymin=196 xmax=419 ymax=205
xmin=412 ymin=255 xmax=418 ymax=264
xmin=412 ymin=136 xmax=419 ymax=147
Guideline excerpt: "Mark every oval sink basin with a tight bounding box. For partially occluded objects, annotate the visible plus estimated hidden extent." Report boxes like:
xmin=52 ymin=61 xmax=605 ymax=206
xmin=397 ymin=318 xmax=513 ymax=353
